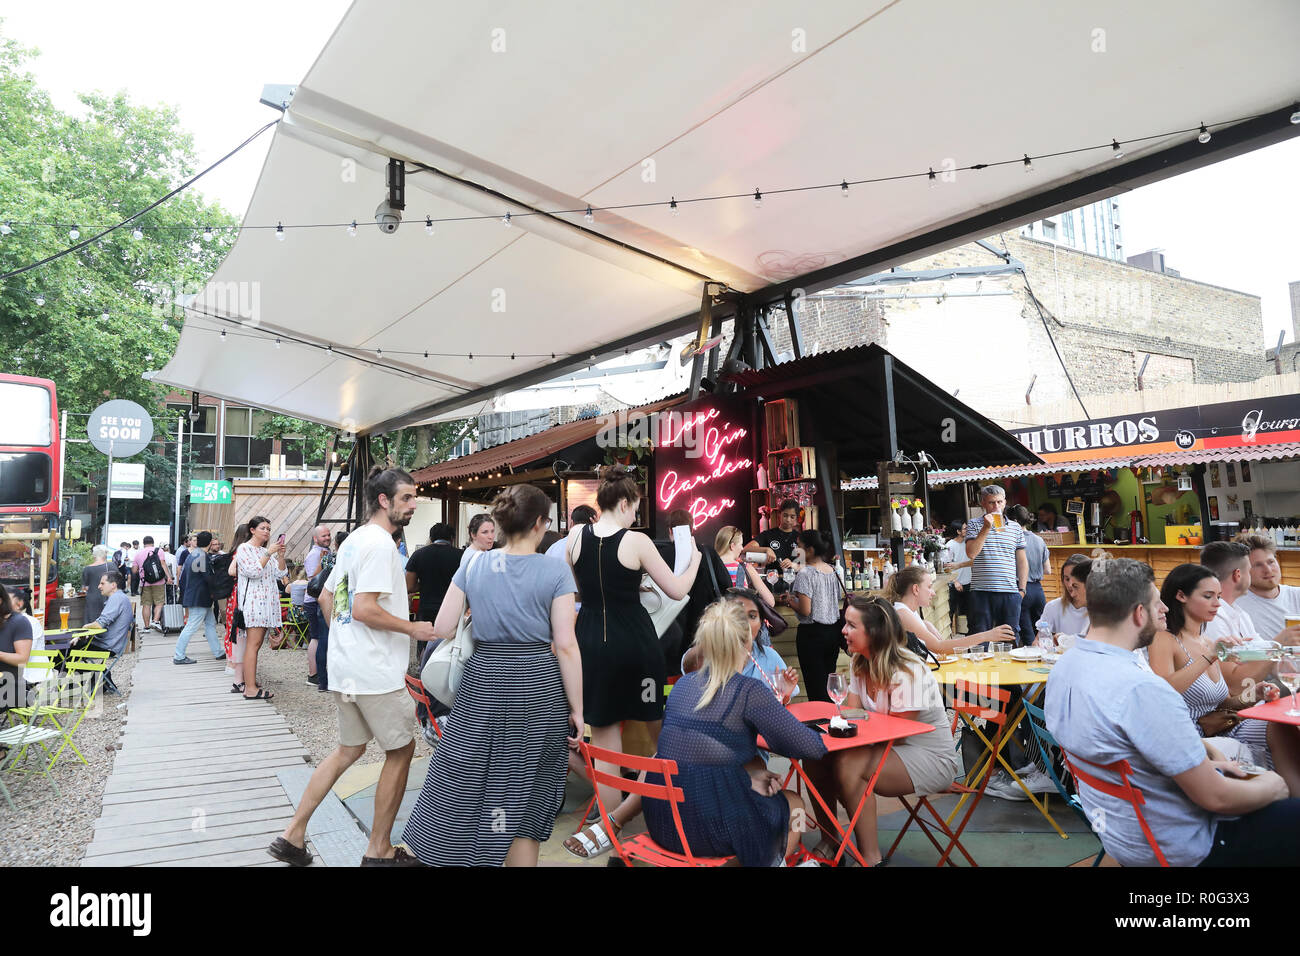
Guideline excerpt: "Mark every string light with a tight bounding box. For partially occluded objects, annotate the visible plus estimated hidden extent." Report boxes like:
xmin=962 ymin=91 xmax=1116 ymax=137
xmin=425 ymin=216 xmax=434 ymax=236
xmin=1292 ymin=105 xmax=1300 ymax=125
xmin=220 ymin=329 xmax=226 ymax=341
xmin=347 ymin=220 xmax=357 ymax=237
xmin=927 ymin=167 xmax=937 ymax=189
xmin=502 ymin=212 xmax=512 ymax=227
xmin=1111 ymin=139 xmax=1125 ymax=160
xmin=275 ymin=337 xmax=281 ymax=349
xmin=0 ymin=221 xmax=11 ymax=235
xmin=101 ymin=309 xmax=109 ymax=320
xmin=1023 ymin=154 xmax=1034 ymax=173
xmin=840 ymin=180 xmax=849 ymax=198
xmin=131 ymin=226 xmax=143 ymax=240
xmin=1197 ymin=124 xmax=1211 ymax=144
xmin=35 ymin=295 xmax=44 ymax=306
xmin=669 ymin=197 xmax=678 ymax=216
xmin=752 ymin=188 xmax=763 ymax=209
xmin=203 ymin=225 xmax=214 ymax=242
xmin=275 ymin=222 xmax=285 ymax=241
xmin=584 ymin=205 xmax=594 ymax=224
xmin=69 ymin=225 xmax=80 ymax=240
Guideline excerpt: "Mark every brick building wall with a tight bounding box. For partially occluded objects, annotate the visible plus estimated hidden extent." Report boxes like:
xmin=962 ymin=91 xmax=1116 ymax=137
xmin=770 ymin=233 xmax=1270 ymax=419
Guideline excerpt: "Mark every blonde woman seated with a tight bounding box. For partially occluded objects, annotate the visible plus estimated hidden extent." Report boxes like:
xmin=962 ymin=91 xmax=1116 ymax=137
xmin=642 ymin=601 xmax=827 ymax=866
xmin=889 ymin=565 xmax=1015 ymax=657
xmin=803 ymin=596 xmax=962 ymax=866
xmin=715 ymin=525 xmax=777 ymax=606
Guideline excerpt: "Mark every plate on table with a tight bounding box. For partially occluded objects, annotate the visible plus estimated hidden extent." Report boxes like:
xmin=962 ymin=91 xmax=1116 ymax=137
xmin=962 ymin=651 xmax=993 ymax=662
xmin=1010 ymin=647 xmax=1043 ymax=661
xmin=935 ymin=655 xmax=960 ymax=665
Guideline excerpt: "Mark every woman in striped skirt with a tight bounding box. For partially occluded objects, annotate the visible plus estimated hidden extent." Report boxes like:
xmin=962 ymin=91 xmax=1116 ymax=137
xmin=403 ymin=484 xmax=583 ymax=866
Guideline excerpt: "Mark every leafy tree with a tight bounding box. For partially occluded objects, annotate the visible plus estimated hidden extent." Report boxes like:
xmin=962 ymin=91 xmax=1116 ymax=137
xmin=0 ymin=26 xmax=237 ymax=522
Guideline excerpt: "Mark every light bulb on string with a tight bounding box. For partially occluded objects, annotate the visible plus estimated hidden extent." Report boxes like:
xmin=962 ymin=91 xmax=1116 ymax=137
xmin=35 ymin=295 xmax=45 ymax=306
xmin=1023 ymin=154 xmax=1034 ymax=173
xmin=220 ymin=329 xmax=227 ymax=342
xmin=276 ymin=222 xmax=285 ymax=241
xmin=584 ymin=205 xmax=594 ymax=224
xmin=0 ymin=221 xmax=11 ymax=236
xmin=502 ymin=212 xmax=512 ymax=227
xmin=203 ymin=225 xmax=214 ymax=242
xmin=131 ymin=226 xmax=143 ymax=240
xmin=840 ymin=180 xmax=849 ymax=198
xmin=347 ymin=220 xmax=357 ymax=237
xmin=101 ymin=310 xmax=109 ymax=321
xmin=1292 ymin=105 xmax=1300 ymax=125
xmin=669 ymin=197 xmax=679 ymax=216
xmin=1111 ymin=139 xmax=1124 ymax=160
xmin=753 ymin=188 xmax=763 ymax=209
xmin=274 ymin=337 xmax=281 ymax=349
xmin=69 ymin=225 xmax=80 ymax=240
xmin=1197 ymin=124 xmax=1211 ymax=144
xmin=425 ymin=216 xmax=434 ymax=236
xmin=928 ymin=168 xmax=938 ymax=189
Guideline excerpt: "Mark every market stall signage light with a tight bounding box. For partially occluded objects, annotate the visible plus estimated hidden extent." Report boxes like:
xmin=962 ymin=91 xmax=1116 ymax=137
xmin=656 ymin=406 xmax=752 ymax=528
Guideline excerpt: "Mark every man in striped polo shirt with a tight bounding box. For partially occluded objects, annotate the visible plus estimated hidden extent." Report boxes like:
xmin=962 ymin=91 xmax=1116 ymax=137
xmin=964 ymin=485 xmax=1029 ymax=642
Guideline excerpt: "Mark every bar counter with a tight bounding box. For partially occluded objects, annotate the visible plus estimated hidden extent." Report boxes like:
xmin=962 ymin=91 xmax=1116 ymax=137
xmin=1042 ymin=544 xmax=1300 ymax=600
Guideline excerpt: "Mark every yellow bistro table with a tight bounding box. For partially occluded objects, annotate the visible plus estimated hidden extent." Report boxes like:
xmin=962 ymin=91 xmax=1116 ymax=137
xmin=932 ymin=656 xmax=1067 ymax=838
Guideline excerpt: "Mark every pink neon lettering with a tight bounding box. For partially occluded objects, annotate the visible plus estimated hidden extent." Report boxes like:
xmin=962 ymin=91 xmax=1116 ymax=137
xmin=689 ymin=497 xmax=737 ymax=528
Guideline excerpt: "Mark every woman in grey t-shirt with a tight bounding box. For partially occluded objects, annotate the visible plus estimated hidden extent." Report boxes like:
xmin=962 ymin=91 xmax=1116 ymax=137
xmin=785 ymin=530 xmax=845 ymax=703
xmin=403 ymin=484 xmax=582 ymax=867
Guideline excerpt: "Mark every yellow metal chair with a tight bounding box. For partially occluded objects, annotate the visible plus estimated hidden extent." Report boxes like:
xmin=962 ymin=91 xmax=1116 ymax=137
xmin=8 ymin=651 xmax=81 ymax=770
xmin=279 ymin=596 xmax=310 ymax=650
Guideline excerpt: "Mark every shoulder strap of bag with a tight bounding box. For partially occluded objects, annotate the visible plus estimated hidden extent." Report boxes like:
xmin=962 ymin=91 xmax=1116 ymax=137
xmin=704 ymin=548 xmax=723 ymax=599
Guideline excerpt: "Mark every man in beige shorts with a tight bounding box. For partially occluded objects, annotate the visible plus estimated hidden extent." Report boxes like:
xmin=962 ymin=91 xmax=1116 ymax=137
xmin=268 ymin=466 xmax=434 ymax=866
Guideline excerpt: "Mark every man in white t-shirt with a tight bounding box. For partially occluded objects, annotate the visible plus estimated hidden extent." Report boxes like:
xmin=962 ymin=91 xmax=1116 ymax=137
xmin=269 ymin=467 xmax=434 ymax=868
xmin=1234 ymin=533 xmax=1300 ymax=647
xmin=1199 ymin=541 xmax=1283 ymax=700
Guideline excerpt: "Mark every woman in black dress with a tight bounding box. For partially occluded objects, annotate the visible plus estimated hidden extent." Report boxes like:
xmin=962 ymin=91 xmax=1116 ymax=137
xmin=564 ymin=466 xmax=701 ymax=852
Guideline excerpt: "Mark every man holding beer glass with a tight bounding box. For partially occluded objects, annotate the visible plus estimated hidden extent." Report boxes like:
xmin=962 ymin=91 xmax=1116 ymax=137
xmin=963 ymin=485 xmax=1029 ymax=642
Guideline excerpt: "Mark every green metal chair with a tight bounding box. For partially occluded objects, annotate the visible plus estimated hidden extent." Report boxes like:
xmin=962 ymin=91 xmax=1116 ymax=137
xmin=1022 ymin=699 xmax=1104 ymax=866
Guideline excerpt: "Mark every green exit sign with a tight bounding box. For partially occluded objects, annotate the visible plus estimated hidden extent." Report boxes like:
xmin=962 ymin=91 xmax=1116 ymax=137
xmin=189 ymin=479 xmax=233 ymax=504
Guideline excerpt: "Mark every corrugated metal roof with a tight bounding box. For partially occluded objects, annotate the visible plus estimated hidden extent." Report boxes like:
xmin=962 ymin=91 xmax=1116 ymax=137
xmin=1133 ymin=443 xmax=1300 ymax=466
xmin=410 ymin=396 xmax=684 ymax=484
xmin=839 ymin=444 xmax=1300 ymax=489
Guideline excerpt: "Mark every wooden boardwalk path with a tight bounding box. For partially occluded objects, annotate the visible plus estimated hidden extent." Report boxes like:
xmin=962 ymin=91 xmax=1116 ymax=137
xmin=82 ymin=635 xmax=313 ymax=867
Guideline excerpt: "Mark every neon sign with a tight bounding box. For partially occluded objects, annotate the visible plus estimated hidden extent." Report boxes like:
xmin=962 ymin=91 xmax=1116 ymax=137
xmin=656 ymin=405 xmax=752 ymax=529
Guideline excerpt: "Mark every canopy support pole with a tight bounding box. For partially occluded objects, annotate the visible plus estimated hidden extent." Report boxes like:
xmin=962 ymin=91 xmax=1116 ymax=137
xmin=783 ymin=293 xmax=804 ymax=360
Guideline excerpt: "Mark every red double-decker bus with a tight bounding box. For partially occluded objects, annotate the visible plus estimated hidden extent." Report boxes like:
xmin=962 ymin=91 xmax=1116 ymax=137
xmin=0 ymin=374 xmax=61 ymax=619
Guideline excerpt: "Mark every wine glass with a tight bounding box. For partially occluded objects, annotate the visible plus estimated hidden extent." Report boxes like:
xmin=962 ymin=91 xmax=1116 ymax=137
xmin=1279 ymin=655 xmax=1300 ymax=717
xmin=827 ymin=673 xmax=848 ymax=718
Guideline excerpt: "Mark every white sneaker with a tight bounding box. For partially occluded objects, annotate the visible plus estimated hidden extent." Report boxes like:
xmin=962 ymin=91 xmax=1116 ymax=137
xmin=983 ymin=772 xmax=1029 ymax=801
xmin=1015 ymin=768 xmax=1057 ymax=794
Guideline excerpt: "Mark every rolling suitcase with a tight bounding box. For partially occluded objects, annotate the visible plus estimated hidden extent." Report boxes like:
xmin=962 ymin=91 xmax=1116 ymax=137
xmin=161 ymin=584 xmax=185 ymax=633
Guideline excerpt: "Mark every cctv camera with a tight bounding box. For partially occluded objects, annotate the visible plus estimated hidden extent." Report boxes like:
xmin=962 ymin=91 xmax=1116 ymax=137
xmin=374 ymin=200 xmax=402 ymax=235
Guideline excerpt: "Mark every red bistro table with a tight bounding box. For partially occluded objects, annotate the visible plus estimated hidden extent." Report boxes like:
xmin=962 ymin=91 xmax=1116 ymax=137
xmin=1240 ymin=696 xmax=1300 ymax=727
xmin=759 ymin=700 xmax=933 ymax=866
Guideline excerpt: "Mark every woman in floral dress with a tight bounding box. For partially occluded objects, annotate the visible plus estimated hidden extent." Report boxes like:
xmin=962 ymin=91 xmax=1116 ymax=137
xmin=224 ymin=524 xmax=251 ymax=690
xmin=234 ymin=515 xmax=287 ymax=700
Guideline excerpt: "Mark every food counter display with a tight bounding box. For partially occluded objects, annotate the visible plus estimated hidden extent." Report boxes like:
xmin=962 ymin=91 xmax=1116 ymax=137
xmin=1041 ymin=544 xmax=1300 ymax=602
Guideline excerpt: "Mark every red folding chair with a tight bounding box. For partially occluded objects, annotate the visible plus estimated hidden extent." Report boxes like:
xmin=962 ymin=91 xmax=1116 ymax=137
xmin=885 ymin=679 xmax=1011 ymax=867
xmin=579 ymin=741 xmax=733 ymax=867
xmin=1059 ymin=749 xmax=1168 ymax=867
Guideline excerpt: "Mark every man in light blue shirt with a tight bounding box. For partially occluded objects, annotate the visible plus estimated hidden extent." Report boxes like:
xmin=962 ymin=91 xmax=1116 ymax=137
xmin=89 ymin=571 xmax=133 ymax=694
xmin=1046 ymin=557 xmax=1300 ymax=866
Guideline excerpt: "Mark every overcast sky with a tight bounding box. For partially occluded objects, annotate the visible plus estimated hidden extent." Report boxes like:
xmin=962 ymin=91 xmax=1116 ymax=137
xmin=2 ymin=1 xmax=1296 ymax=349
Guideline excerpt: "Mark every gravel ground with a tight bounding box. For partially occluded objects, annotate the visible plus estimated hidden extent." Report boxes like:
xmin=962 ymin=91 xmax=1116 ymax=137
xmin=0 ymin=646 xmax=138 ymax=867
xmin=253 ymin=643 xmax=434 ymax=767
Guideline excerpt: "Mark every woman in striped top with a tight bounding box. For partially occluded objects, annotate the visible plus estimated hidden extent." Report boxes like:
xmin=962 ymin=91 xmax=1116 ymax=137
xmin=1148 ymin=563 xmax=1300 ymax=794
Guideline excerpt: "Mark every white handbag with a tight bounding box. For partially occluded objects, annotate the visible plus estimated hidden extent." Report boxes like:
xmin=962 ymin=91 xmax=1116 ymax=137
xmin=420 ymin=550 xmax=481 ymax=708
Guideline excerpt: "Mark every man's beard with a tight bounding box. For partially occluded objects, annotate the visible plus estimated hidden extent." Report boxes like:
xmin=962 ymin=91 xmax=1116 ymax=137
xmin=1136 ymin=616 xmax=1159 ymax=649
xmin=388 ymin=505 xmax=411 ymax=527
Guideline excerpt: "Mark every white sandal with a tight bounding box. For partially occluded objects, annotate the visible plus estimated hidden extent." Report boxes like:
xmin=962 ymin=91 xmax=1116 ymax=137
xmin=563 ymin=821 xmax=616 ymax=860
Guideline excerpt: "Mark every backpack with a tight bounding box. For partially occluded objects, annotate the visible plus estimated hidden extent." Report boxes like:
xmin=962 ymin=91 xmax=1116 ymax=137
xmin=206 ymin=552 xmax=235 ymax=601
xmin=142 ymin=548 xmax=166 ymax=584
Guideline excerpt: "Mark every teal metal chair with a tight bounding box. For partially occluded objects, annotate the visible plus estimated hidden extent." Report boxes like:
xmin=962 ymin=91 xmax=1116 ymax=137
xmin=1021 ymin=699 xmax=1103 ymax=866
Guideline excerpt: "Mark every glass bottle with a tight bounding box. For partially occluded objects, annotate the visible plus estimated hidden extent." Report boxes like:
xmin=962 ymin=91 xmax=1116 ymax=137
xmin=1214 ymin=640 xmax=1285 ymax=663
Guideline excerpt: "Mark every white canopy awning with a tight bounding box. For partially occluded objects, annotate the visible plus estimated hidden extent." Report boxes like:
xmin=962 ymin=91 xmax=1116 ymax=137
xmin=156 ymin=0 xmax=1300 ymax=433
